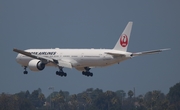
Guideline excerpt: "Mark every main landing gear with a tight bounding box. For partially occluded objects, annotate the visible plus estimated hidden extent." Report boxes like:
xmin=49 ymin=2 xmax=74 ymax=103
xmin=82 ymin=67 xmax=93 ymax=77
xmin=23 ymin=66 xmax=28 ymax=74
xmin=56 ymin=67 xmax=67 ymax=77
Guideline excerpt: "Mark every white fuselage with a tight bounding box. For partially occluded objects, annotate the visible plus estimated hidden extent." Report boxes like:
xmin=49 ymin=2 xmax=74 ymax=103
xmin=16 ymin=48 xmax=132 ymax=70
xmin=13 ymin=22 xmax=169 ymax=76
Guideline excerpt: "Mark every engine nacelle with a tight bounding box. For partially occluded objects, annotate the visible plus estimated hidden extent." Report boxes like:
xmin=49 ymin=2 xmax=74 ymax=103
xmin=28 ymin=59 xmax=45 ymax=71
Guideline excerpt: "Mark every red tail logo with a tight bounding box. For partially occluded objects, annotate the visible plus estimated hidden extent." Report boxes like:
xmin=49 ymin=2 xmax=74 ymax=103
xmin=120 ymin=34 xmax=128 ymax=47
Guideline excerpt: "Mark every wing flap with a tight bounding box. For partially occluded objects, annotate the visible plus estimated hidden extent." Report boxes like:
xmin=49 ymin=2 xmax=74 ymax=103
xmin=56 ymin=60 xmax=72 ymax=68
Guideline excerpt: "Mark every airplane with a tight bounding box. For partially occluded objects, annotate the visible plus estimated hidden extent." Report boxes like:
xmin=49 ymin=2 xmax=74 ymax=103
xmin=13 ymin=22 xmax=170 ymax=77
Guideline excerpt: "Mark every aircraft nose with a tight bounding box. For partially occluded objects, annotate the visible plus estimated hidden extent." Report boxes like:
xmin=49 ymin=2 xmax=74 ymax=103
xmin=16 ymin=54 xmax=21 ymax=63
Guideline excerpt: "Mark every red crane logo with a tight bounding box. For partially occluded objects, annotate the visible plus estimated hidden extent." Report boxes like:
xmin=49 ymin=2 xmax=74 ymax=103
xmin=120 ymin=34 xmax=128 ymax=47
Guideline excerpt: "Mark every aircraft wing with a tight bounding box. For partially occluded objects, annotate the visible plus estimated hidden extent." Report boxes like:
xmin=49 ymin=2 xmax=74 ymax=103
xmin=13 ymin=48 xmax=72 ymax=68
xmin=131 ymin=48 xmax=170 ymax=57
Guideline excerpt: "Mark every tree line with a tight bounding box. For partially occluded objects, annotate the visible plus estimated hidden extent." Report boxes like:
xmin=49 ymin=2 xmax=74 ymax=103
xmin=0 ymin=82 xmax=180 ymax=110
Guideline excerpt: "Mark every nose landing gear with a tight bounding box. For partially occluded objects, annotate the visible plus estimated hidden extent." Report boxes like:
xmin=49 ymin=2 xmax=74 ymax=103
xmin=23 ymin=66 xmax=28 ymax=74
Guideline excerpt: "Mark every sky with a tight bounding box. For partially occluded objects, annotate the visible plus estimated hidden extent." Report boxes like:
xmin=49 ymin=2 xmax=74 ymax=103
xmin=0 ymin=1 xmax=179 ymax=97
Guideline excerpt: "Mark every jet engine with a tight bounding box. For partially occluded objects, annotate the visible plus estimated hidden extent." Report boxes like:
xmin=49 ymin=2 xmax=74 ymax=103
xmin=28 ymin=59 xmax=45 ymax=71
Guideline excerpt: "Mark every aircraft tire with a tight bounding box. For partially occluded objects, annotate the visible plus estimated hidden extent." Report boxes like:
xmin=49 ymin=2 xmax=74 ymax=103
xmin=90 ymin=72 xmax=93 ymax=77
xmin=60 ymin=72 xmax=64 ymax=76
xmin=64 ymin=73 xmax=67 ymax=77
xmin=56 ymin=71 xmax=59 ymax=75
xmin=82 ymin=71 xmax=93 ymax=77
xmin=85 ymin=72 xmax=89 ymax=76
xmin=24 ymin=71 xmax=28 ymax=74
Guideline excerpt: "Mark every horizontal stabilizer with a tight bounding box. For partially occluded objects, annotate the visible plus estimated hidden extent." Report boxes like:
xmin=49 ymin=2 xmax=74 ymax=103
xmin=132 ymin=48 xmax=170 ymax=57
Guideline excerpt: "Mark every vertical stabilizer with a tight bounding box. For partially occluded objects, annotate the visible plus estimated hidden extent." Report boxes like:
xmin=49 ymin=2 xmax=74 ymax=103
xmin=113 ymin=22 xmax=133 ymax=51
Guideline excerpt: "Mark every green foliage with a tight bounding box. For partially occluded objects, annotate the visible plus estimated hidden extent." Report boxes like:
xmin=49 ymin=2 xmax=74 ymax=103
xmin=0 ymin=92 xmax=34 ymax=110
xmin=168 ymin=82 xmax=180 ymax=103
xmin=128 ymin=90 xmax=134 ymax=98
xmin=115 ymin=90 xmax=126 ymax=99
xmin=1 ymin=82 xmax=180 ymax=110
xmin=167 ymin=82 xmax=180 ymax=109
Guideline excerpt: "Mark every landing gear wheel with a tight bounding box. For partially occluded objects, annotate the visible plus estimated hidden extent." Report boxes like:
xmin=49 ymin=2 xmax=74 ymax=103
xmin=23 ymin=71 xmax=28 ymax=74
xmin=56 ymin=71 xmax=59 ymax=75
xmin=64 ymin=73 xmax=67 ymax=77
xmin=82 ymin=71 xmax=93 ymax=77
xmin=23 ymin=66 xmax=28 ymax=74
xmin=82 ymin=67 xmax=93 ymax=77
xmin=56 ymin=68 xmax=67 ymax=77
xmin=90 ymin=72 xmax=93 ymax=77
